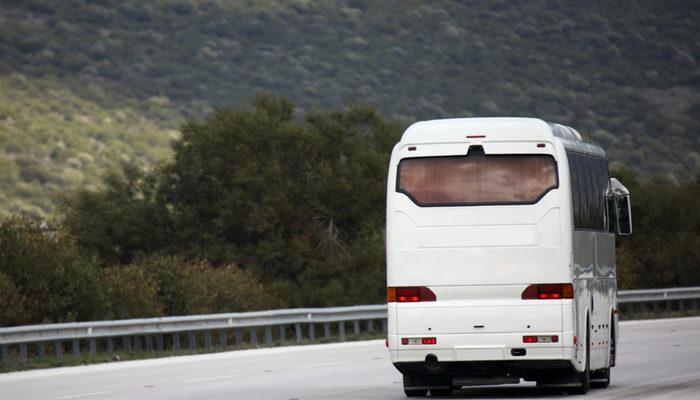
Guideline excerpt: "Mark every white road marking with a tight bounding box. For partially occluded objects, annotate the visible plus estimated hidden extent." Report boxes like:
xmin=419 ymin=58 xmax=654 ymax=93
xmin=184 ymin=374 xmax=240 ymax=383
xmin=51 ymin=391 xmax=114 ymax=400
xmin=299 ymin=361 xmax=347 ymax=369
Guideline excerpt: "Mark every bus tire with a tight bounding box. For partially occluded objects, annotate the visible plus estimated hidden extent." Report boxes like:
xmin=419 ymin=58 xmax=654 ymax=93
xmin=404 ymin=388 xmax=428 ymax=397
xmin=569 ymin=321 xmax=590 ymax=395
xmin=403 ymin=374 xmax=427 ymax=397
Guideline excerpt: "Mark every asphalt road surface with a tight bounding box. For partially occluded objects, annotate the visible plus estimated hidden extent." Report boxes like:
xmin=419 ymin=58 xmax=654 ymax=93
xmin=2 ymin=317 xmax=699 ymax=400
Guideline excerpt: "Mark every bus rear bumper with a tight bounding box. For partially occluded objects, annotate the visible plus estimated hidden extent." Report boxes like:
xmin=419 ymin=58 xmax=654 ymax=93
xmin=389 ymin=332 xmax=576 ymax=364
xmin=394 ymin=359 xmax=579 ymax=389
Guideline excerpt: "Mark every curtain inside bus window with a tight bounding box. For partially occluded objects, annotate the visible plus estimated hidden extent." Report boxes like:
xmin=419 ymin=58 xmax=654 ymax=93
xmin=397 ymin=154 xmax=558 ymax=206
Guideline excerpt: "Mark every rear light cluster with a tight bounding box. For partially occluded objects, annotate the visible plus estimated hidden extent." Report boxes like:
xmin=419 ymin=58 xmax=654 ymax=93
xmin=401 ymin=337 xmax=437 ymax=345
xmin=521 ymin=283 xmax=573 ymax=300
xmin=523 ymin=335 xmax=559 ymax=343
xmin=387 ymin=287 xmax=436 ymax=302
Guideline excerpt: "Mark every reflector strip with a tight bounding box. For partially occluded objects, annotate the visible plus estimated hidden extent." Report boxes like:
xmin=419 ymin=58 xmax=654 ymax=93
xmin=401 ymin=337 xmax=437 ymax=345
xmin=523 ymin=335 xmax=559 ymax=343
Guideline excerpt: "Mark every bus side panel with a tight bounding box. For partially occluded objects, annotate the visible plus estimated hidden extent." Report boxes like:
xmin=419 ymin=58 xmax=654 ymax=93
xmin=573 ymin=230 xmax=616 ymax=372
xmin=572 ymin=230 xmax=594 ymax=373
xmin=596 ymin=232 xmax=617 ymax=368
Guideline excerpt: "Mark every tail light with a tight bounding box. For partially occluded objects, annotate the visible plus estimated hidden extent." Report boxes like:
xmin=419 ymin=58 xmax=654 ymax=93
xmin=401 ymin=337 xmax=437 ymax=345
xmin=387 ymin=287 xmax=436 ymax=302
xmin=521 ymin=283 xmax=573 ymax=300
xmin=523 ymin=335 xmax=559 ymax=343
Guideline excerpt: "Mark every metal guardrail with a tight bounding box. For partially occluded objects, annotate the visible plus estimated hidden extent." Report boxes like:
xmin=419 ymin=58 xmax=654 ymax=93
xmin=0 ymin=305 xmax=387 ymax=364
xmin=617 ymin=286 xmax=700 ymax=315
xmin=1 ymin=287 xmax=699 ymax=364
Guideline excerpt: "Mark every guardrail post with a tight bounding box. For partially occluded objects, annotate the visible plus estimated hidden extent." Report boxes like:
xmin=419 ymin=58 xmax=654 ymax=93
xmin=134 ymin=336 xmax=142 ymax=352
xmin=250 ymin=328 xmax=257 ymax=346
xmin=265 ymin=326 xmax=273 ymax=345
xmin=172 ymin=333 xmax=180 ymax=351
xmin=0 ymin=344 xmax=8 ymax=363
xmin=89 ymin=338 xmax=97 ymax=356
xmin=204 ymin=331 xmax=212 ymax=350
xmin=367 ymin=320 xmax=374 ymax=332
xmin=679 ymin=300 xmax=685 ymax=312
xmin=188 ymin=332 xmax=196 ymax=351
xmin=308 ymin=323 xmax=315 ymax=341
xmin=219 ymin=330 xmax=227 ymax=348
xmin=37 ymin=342 xmax=45 ymax=359
xmin=666 ymin=300 xmax=672 ymax=312
xmin=107 ymin=337 xmax=114 ymax=353
xmin=279 ymin=325 xmax=286 ymax=342
xmin=381 ymin=319 xmax=387 ymax=333
xmin=157 ymin=335 xmax=164 ymax=351
xmin=72 ymin=339 xmax=80 ymax=356
xmin=339 ymin=322 xmax=345 ymax=341
xmin=324 ymin=322 xmax=330 ymax=339
xmin=55 ymin=340 xmax=63 ymax=358
xmin=122 ymin=336 xmax=130 ymax=352
xmin=235 ymin=328 xmax=242 ymax=348
xmin=145 ymin=335 xmax=153 ymax=352
xmin=19 ymin=343 xmax=27 ymax=363
xmin=295 ymin=323 xmax=302 ymax=343
xmin=354 ymin=320 xmax=360 ymax=336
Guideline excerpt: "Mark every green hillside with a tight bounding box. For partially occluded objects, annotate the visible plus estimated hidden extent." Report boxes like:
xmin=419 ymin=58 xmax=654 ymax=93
xmin=1 ymin=0 xmax=699 ymax=216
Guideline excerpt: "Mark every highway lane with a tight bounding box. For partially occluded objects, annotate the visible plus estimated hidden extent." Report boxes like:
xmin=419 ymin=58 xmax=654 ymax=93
xmin=1 ymin=317 xmax=699 ymax=399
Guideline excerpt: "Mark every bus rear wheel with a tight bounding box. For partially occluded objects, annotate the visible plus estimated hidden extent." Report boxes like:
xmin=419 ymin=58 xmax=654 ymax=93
xmin=404 ymin=388 xmax=428 ymax=397
xmin=569 ymin=322 xmax=590 ymax=395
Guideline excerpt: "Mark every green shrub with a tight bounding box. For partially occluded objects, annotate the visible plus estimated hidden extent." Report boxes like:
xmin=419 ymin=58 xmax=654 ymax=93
xmin=0 ymin=214 xmax=107 ymax=325
xmin=103 ymin=264 xmax=163 ymax=319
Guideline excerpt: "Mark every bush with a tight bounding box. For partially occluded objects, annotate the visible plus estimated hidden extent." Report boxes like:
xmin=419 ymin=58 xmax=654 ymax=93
xmin=103 ymin=264 xmax=162 ymax=319
xmin=136 ymin=254 xmax=280 ymax=316
xmin=0 ymin=214 xmax=107 ymax=325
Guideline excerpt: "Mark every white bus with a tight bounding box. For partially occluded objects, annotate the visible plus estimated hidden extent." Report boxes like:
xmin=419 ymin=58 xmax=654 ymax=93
xmin=386 ymin=118 xmax=632 ymax=397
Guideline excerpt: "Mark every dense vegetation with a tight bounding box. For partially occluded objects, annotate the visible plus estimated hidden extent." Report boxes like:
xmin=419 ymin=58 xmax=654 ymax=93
xmin=2 ymin=96 xmax=698 ymax=326
xmin=1 ymin=0 xmax=699 ymax=217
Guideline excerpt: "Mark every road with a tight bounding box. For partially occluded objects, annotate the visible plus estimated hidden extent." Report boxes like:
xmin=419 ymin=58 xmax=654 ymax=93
xmin=1 ymin=317 xmax=699 ymax=400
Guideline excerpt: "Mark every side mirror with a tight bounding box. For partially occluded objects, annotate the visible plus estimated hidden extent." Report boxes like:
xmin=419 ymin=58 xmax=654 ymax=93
xmin=609 ymin=177 xmax=632 ymax=236
xmin=615 ymin=194 xmax=632 ymax=235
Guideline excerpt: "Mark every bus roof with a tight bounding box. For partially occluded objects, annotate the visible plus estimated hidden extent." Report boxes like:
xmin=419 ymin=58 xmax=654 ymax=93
xmin=401 ymin=117 xmax=606 ymax=158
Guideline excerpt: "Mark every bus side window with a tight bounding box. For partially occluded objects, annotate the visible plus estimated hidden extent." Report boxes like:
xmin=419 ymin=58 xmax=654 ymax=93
xmin=579 ymin=155 xmax=593 ymax=230
xmin=569 ymin=153 xmax=581 ymax=228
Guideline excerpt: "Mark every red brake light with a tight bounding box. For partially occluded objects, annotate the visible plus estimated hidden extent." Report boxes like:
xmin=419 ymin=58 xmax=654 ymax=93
xmin=522 ymin=283 xmax=573 ymax=300
xmin=523 ymin=335 xmax=558 ymax=343
xmin=421 ymin=337 xmax=437 ymax=345
xmin=388 ymin=287 xmax=436 ymax=302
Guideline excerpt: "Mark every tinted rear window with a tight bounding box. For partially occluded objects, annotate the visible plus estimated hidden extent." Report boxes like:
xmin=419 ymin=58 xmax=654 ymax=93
xmin=397 ymin=154 xmax=558 ymax=206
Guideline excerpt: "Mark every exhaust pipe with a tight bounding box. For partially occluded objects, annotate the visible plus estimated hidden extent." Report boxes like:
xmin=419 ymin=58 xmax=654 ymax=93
xmin=425 ymin=353 xmax=446 ymax=374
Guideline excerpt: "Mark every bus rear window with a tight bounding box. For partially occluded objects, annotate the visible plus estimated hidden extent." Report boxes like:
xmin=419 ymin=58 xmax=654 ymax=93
xmin=397 ymin=154 xmax=558 ymax=206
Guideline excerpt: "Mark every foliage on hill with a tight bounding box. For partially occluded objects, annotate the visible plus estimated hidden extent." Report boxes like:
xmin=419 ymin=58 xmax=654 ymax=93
xmin=63 ymin=94 xmax=397 ymax=308
xmin=613 ymin=168 xmax=700 ymax=290
xmin=1 ymin=0 xmax=699 ymax=217
xmin=0 ymin=75 xmax=178 ymax=217
xmin=2 ymin=96 xmax=699 ymax=326
xmin=0 ymin=214 xmax=277 ymax=326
